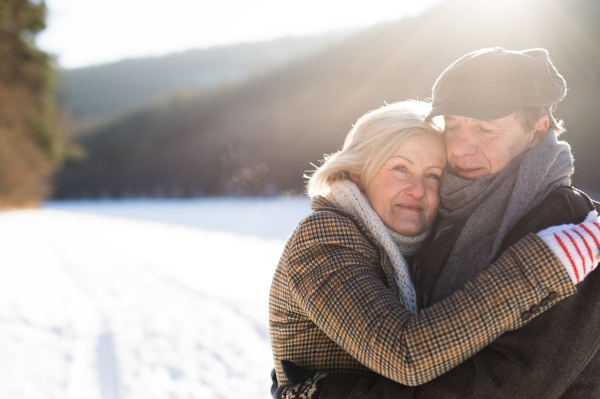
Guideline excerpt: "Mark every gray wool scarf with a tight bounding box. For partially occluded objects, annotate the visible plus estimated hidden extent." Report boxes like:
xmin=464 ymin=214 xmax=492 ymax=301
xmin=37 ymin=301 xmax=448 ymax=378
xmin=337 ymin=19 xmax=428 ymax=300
xmin=431 ymin=130 xmax=574 ymax=304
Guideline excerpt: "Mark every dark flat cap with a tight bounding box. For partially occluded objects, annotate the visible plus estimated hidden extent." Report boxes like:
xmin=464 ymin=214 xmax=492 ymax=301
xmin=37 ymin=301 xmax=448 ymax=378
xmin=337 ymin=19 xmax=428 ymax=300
xmin=426 ymin=47 xmax=566 ymax=121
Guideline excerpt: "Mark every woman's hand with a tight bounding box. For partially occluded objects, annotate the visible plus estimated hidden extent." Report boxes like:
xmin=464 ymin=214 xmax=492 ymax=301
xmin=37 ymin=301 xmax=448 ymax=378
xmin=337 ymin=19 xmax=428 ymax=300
xmin=537 ymin=210 xmax=600 ymax=284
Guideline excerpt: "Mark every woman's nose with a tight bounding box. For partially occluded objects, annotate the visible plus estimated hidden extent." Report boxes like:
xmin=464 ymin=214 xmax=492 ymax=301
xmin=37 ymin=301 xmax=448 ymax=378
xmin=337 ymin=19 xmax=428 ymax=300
xmin=405 ymin=176 xmax=425 ymax=199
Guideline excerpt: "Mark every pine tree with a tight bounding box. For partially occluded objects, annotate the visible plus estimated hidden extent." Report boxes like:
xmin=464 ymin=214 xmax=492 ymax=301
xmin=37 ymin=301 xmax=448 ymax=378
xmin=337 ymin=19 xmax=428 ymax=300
xmin=0 ymin=0 xmax=63 ymax=207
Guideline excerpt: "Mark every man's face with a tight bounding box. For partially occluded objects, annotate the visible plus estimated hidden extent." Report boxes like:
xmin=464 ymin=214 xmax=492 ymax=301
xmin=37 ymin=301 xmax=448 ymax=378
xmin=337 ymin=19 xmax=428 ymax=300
xmin=444 ymin=112 xmax=536 ymax=180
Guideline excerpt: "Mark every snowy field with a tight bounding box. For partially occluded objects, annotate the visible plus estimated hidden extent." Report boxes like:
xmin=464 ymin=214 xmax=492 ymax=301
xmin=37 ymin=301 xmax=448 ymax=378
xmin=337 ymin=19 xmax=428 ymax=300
xmin=1 ymin=198 xmax=312 ymax=399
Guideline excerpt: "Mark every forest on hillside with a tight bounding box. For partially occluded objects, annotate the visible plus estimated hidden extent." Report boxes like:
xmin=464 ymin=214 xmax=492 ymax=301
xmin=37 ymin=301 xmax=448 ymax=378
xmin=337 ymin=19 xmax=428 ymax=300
xmin=58 ymin=32 xmax=351 ymax=125
xmin=54 ymin=0 xmax=600 ymax=199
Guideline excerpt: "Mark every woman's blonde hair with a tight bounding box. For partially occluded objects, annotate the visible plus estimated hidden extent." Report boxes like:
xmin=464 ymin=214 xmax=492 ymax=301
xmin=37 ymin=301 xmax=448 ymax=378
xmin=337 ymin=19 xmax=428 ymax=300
xmin=307 ymin=100 xmax=443 ymax=198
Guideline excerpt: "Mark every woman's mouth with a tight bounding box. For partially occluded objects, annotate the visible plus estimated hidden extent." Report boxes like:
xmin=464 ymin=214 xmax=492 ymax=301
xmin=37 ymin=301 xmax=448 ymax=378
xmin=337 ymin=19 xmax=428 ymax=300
xmin=397 ymin=203 xmax=423 ymax=212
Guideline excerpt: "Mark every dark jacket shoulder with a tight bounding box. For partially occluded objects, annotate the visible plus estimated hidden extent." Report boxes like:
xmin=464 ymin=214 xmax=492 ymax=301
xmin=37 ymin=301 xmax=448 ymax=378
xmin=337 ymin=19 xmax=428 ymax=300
xmin=497 ymin=186 xmax=597 ymax=258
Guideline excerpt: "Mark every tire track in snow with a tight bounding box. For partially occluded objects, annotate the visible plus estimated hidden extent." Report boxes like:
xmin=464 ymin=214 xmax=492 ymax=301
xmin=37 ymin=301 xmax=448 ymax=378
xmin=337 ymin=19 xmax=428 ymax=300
xmin=55 ymin=252 xmax=121 ymax=399
xmin=96 ymin=332 xmax=120 ymax=399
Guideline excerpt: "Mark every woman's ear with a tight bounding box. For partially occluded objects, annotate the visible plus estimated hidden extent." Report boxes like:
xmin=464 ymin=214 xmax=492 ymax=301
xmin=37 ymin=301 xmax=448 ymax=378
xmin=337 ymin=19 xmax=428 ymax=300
xmin=349 ymin=172 xmax=363 ymax=190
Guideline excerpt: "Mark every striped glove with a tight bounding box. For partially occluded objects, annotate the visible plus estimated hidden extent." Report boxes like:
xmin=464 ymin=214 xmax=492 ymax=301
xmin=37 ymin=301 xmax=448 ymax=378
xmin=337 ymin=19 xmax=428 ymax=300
xmin=537 ymin=210 xmax=600 ymax=285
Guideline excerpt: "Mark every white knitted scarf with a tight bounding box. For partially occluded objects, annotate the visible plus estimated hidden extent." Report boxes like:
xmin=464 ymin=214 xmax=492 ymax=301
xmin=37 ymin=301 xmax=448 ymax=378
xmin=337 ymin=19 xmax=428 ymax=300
xmin=326 ymin=179 xmax=429 ymax=313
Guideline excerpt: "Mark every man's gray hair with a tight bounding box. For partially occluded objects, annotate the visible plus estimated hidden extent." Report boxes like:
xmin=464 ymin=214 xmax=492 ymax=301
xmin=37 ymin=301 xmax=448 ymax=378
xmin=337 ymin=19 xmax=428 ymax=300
xmin=517 ymin=106 xmax=565 ymax=136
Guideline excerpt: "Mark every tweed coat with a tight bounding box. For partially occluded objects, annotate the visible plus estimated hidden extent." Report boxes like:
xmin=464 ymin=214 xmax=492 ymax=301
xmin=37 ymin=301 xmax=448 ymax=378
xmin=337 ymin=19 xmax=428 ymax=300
xmin=305 ymin=186 xmax=600 ymax=399
xmin=269 ymin=195 xmax=574 ymax=387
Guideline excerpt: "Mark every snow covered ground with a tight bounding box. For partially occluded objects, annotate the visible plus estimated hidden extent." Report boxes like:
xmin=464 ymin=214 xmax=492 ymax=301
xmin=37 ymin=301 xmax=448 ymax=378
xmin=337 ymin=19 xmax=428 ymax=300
xmin=1 ymin=198 xmax=312 ymax=399
xmin=45 ymin=198 xmax=313 ymax=240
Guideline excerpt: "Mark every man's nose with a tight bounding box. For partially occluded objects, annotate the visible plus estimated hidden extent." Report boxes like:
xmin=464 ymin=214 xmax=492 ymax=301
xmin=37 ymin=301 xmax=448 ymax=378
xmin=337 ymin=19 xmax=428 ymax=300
xmin=447 ymin=129 xmax=478 ymax=158
xmin=405 ymin=176 xmax=425 ymax=199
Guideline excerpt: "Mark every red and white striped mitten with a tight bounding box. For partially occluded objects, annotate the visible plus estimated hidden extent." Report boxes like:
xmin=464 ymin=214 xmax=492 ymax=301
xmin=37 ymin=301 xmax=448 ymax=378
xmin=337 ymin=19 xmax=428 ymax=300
xmin=537 ymin=210 xmax=600 ymax=285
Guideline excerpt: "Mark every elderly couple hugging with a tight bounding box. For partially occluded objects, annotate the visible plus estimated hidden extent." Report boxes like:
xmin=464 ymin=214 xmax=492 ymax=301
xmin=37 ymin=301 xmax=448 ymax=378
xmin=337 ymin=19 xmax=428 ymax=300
xmin=269 ymin=47 xmax=600 ymax=399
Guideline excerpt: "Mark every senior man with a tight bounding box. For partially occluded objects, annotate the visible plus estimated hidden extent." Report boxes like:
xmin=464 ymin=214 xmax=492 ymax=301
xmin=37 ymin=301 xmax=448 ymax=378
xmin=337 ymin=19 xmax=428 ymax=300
xmin=273 ymin=48 xmax=600 ymax=399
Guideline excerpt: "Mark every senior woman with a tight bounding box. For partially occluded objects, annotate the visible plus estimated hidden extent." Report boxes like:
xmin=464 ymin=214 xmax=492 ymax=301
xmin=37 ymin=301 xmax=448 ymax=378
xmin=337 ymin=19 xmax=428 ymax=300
xmin=269 ymin=101 xmax=599 ymax=396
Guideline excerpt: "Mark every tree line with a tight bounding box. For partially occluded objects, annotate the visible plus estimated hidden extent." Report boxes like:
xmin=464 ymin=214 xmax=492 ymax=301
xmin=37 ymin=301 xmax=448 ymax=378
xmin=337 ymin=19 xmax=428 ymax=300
xmin=1 ymin=0 xmax=599 ymax=205
xmin=54 ymin=0 xmax=600 ymax=200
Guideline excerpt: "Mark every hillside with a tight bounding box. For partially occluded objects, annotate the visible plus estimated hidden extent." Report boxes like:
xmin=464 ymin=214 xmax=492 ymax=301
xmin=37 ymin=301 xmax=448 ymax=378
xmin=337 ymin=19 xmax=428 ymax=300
xmin=59 ymin=32 xmax=351 ymax=124
xmin=55 ymin=0 xmax=600 ymax=199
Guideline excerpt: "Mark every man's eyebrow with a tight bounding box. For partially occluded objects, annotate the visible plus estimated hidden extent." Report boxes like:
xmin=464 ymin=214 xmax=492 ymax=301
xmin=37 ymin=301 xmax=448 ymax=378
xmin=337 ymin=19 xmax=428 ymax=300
xmin=478 ymin=118 xmax=503 ymax=126
xmin=444 ymin=116 xmax=501 ymax=126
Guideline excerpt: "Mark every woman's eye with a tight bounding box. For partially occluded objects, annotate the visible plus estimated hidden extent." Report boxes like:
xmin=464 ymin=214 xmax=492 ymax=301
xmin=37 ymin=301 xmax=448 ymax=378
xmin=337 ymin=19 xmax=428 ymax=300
xmin=394 ymin=166 xmax=407 ymax=173
xmin=427 ymin=173 xmax=441 ymax=181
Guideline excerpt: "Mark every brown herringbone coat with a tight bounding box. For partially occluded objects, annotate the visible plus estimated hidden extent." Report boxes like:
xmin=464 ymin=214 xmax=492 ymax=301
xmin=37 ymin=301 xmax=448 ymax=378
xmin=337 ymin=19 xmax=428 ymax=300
xmin=269 ymin=196 xmax=574 ymax=387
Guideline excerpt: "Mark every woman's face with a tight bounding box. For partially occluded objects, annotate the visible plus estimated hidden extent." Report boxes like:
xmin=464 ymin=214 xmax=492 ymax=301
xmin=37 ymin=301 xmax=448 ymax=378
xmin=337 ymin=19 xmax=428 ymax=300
xmin=362 ymin=133 xmax=446 ymax=236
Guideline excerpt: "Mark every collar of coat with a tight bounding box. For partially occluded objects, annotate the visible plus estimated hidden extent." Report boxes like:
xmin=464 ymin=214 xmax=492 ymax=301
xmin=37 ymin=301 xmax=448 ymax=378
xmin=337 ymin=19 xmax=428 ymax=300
xmin=309 ymin=195 xmax=401 ymax=298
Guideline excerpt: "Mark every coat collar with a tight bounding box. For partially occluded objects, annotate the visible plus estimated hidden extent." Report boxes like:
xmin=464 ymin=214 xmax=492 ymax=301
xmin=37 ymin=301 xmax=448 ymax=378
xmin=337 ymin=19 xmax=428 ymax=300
xmin=309 ymin=195 xmax=400 ymax=297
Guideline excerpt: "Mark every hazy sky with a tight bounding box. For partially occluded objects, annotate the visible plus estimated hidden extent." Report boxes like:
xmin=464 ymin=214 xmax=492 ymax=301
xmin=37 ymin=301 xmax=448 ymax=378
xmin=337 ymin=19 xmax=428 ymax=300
xmin=37 ymin=0 xmax=443 ymax=69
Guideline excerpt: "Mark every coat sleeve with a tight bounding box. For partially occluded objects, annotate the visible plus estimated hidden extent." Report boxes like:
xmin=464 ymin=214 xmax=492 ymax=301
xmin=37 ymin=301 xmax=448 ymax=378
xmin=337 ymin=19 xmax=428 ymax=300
xmin=285 ymin=211 xmax=575 ymax=387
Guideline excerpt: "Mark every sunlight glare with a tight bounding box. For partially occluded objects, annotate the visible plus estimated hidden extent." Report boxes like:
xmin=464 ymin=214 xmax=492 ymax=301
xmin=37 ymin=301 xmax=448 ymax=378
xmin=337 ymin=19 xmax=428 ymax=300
xmin=38 ymin=0 xmax=443 ymax=68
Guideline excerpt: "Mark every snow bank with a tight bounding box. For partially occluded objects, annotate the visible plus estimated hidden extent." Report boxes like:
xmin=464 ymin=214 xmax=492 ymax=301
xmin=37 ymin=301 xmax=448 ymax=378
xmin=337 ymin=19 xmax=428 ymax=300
xmin=45 ymin=197 xmax=312 ymax=240
xmin=0 ymin=206 xmax=301 ymax=399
